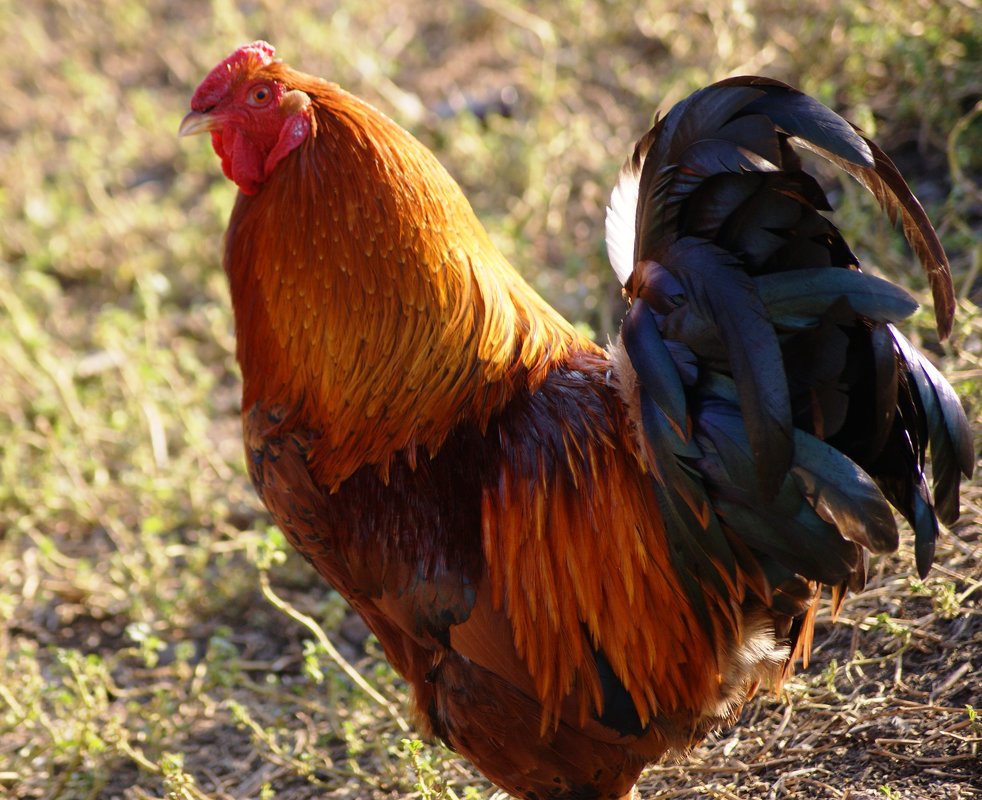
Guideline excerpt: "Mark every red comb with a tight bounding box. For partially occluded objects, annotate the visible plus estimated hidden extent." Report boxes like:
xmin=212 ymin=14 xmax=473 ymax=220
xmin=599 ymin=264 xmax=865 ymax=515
xmin=191 ymin=41 xmax=277 ymax=111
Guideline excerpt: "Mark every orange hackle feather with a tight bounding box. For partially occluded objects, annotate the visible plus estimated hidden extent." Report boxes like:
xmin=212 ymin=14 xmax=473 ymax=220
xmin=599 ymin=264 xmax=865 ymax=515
xmin=227 ymin=63 xmax=585 ymax=490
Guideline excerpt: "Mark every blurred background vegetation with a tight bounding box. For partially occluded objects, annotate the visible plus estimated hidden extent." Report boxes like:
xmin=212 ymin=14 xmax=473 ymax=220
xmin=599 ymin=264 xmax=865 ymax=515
xmin=1 ymin=1 xmax=979 ymax=798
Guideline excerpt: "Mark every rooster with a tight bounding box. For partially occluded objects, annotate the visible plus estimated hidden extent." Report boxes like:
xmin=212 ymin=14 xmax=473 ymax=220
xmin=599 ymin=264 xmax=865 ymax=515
xmin=180 ymin=42 xmax=972 ymax=800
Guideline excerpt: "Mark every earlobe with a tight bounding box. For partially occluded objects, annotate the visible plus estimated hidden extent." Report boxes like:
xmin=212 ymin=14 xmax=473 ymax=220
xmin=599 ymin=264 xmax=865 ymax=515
xmin=281 ymin=89 xmax=312 ymax=115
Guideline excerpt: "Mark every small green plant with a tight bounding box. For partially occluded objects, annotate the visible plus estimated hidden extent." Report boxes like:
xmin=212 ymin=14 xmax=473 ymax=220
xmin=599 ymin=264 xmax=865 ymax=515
xmin=871 ymin=613 xmax=913 ymax=646
xmin=929 ymin=581 xmax=961 ymax=619
xmin=126 ymin=621 xmax=167 ymax=668
xmin=967 ymin=705 xmax=981 ymax=735
xmin=909 ymin=578 xmax=961 ymax=618
xmin=302 ymin=638 xmax=328 ymax=685
xmin=160 ymin=752 xmax=199 ymax=799
xmin=402 ymin=737 xmax=449 ymax=800
xmin=822 ymin=658 xmax=841 ymax=696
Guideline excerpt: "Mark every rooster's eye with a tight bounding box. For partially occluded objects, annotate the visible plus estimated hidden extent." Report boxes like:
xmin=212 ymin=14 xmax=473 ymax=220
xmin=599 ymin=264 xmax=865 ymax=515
xmin=248 ymin=84 xmax=273 ymax=107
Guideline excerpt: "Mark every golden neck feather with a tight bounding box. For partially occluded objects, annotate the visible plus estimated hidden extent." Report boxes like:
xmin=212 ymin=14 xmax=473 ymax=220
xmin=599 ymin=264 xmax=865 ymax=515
xmin=224 ymin=76 xmax=594 ymax=488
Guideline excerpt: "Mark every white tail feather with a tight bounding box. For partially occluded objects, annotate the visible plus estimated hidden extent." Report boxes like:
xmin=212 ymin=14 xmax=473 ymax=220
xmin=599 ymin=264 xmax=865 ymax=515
xmin=605 ymin=159 xmax=642 ymax=286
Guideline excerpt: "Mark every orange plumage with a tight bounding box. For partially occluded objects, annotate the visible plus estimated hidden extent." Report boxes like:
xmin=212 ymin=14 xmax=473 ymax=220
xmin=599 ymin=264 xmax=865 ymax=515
xmin=181 ymin=44 xmax=972 ymax=800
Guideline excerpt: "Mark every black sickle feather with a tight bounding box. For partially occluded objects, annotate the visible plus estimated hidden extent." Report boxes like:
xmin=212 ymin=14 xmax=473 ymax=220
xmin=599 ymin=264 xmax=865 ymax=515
xmin=724 ymin=76 xmax=954 ymax=337
xmin=891 ymin=326 xmax=974 ymax=521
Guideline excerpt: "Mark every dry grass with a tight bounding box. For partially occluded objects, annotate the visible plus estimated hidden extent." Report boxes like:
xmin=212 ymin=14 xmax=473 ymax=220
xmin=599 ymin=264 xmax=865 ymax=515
xmin=0 ymin=1 xmax=979 ymax=798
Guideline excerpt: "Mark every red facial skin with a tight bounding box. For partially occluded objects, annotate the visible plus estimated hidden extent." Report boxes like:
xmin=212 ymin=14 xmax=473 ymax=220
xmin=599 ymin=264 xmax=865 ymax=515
xmin=188 ymin=41 xmax=310 ymax=195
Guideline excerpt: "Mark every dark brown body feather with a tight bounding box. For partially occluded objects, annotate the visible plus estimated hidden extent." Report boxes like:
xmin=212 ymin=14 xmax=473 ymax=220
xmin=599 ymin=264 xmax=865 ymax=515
xmin=203 ymin=64 xmax=971 ymax=800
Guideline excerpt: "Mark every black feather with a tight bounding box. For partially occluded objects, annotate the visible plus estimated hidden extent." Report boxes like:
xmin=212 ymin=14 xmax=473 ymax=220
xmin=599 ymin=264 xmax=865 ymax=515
xmin=655 ymin=238 xmax=793 ymax=496
xmin=891 ymin=327 xmax=974 ymax=522
xmin=755 ymin=268 xmax=918 ymax=326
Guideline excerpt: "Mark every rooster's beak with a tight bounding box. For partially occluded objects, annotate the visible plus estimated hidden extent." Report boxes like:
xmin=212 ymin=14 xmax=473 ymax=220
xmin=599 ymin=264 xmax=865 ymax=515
xmin=178 ymin=110 xmax=222 ymax=137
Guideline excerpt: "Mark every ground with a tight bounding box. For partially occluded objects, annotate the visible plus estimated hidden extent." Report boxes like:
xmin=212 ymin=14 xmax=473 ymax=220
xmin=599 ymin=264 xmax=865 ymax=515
xmin=0 ymin=1 xmax=979 ymax=798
